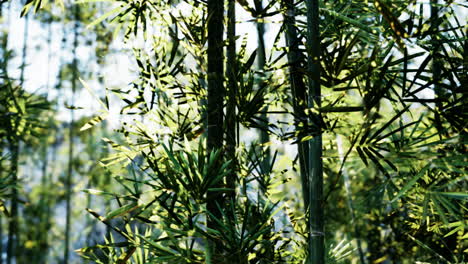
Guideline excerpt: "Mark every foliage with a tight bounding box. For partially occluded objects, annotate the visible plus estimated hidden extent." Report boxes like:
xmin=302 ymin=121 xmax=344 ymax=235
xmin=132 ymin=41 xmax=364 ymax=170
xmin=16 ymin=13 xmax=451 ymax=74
xmin=0 ymin=81 xmax=51 ymax=214
xmin=2 ymin=0 xmax=466 ymax=263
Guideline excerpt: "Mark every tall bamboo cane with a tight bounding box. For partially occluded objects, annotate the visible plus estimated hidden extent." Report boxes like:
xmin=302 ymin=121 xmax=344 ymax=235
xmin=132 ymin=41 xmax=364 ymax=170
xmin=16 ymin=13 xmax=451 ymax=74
xmin=256 ymin=1 xmax=270 ymax=172
xmin=305 ymin=0 xmax=324 ymax=263
xmin=226 ymin=0 xmax=237 ymax=204
xmin=7 ymin=6 xmax=29 ymax=263
xmin=206 ymin=0 xmax=225 ymax=262
xmin=430 ymin=0 xmax=445 ymax=139
xmin=64 ymin=5 xmax=80 ymax=263
xmin=282 ymin=0 xmax=310 ymax=208
xmin=0 ymin=2 xmax=9 ymax=264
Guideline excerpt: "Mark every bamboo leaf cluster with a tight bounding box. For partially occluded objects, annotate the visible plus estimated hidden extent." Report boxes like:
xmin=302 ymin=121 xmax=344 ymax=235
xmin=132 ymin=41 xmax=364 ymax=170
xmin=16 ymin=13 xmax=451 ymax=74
xmin=0 ymin=0 xmax=465 ymax=263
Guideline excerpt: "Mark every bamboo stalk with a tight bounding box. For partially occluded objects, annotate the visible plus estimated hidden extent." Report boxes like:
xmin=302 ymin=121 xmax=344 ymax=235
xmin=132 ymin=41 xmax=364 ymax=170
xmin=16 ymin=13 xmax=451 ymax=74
xmin=39 ymin=16 xmax=54 ymax=264
xmin=64 ymin=5 xmax=80 ymax=263
xmin=256 ymin=0 xmax=271 ymax=176
xmin=19 ymin=12 xmax=29 ymax=86
xmin=206 ymin=0 xmax=225 ymax=262
xmin=0 ymin=206 xmax=2 ymax=264
xmin=206 ymin=0 xmax=224 ymax=155
xmin=431 ymin=0 xmax=444 ymax=139
xmin=255 ymin=3 xmax=275 ymax=261
xmin=6 ymin=141 xmax=18 ymax=264
xmin=0 ymin=155 xmax=2 ymax=264
xmin=7 ymin=5 xmax=29 ymax=263
xmin=305 ymin=0 xmax=324 ymax=263
xmin=226 ymin=0 xmax=237 ymax=203
xmin=0 ymin=3 xmax=9 ymax=263
xmin=282 ymin=0 xmax=310 ymax=208
xmin=225 ymin=1 xmax=238 ymax=261
xmin=336 ymin=135 xmax=366 ymax=264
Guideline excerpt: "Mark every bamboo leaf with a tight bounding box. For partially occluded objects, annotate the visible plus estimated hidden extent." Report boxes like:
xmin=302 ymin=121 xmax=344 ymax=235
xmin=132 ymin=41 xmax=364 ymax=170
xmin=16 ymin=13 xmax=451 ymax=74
xmin=103 ymin=202 xmax=139 ymax=221
xmin=86 ymin=5 xmax=125 ymax=29
xmin=407 ymin=234 xmax=450 ymax=262
xmin=391 ymin=164 xmax=430 ymax=202
xmin=80 ymin=112 xmax=108 ymax=131
xmin=437 ymin=192 xmax=468 ymax=201
xmin=64 ymin=103 xmax=84 ymax=110
xmin=367 ymin=106 xmax=410 ymax=143
xmin=76 ymin=0 xmax=114 ymax=3
xmin=321 ymin=8 xmax=376 ymax=35
xmin=79 ymin=78 xmax=109 ymax=110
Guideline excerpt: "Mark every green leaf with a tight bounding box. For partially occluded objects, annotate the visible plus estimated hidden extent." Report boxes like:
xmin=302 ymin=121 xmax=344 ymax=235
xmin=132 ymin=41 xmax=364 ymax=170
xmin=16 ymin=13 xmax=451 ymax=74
xmin=321 ymin=8 xmax=377 ymax=35
xmin=83 ymin=189 xmax=114 ymax=196
xmin=241 ymin=50 xmax=258 ymax=75
xmin=407 ymin=234 xmax=450 ymax=262
xmin=64 ymin=102 xmax=84 ymax=110
xmin=207 ymin=188 xmax=234 ymax=192
xmin=432 ymin=196 xmax=449 ymax=226
xmin=86 ymin=5 xmax=126 ymax=29
xmin=0 ymin=200 xmax=10 ymax=217
xmin=103 ymin=202 xmax=139 ymax=221
xmin=76 ymin=0 xmax=114 ymax=3
xmin=80 ymin=112 xmax=108 ymax=131
xmin=391 ymin=164 xmax=430 ymax=202
xmin=79 ymin=78 xmax=109 ymax=110
xmin=437 ymin=192 xmax=468 ymax=201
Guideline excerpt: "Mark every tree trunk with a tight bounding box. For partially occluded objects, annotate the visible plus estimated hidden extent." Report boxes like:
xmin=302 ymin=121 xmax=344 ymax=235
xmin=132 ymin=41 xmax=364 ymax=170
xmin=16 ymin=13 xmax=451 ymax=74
xmin=305 ymin=0 xmax=324 ymax=263
xmin=206 ymin=0 xmax=224 ymax=262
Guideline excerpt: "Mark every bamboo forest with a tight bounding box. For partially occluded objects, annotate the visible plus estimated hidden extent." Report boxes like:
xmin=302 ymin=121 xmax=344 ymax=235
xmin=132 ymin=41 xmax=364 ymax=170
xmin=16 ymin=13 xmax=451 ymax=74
xmin=0 ymin=0 xmax=466 ymax=263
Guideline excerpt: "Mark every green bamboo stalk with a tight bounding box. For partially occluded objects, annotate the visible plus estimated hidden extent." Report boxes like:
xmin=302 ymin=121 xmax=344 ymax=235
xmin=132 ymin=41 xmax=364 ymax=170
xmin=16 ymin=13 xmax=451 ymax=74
xmin=206 ymin=0 xmax=225 ymax=262
xmin=6 ymin=140 xmax=18 ymax=264
xmin=431 ymin=0 xmax=440 ymax=95
xmin=51 ymin=19 xmax=67 ymax=263
xmin=0 ymin=200 xmax=2 ymax=264
xmin=225 ymin=1 xmax=238 ymax=261
xmin=282 ymin=0 xmax=310 ymax=208
xmin=19 ymin=12 xmax=29 ymax=86
xmin=462 ymin=23 xmax=468 ymax=145
xmin=256 ymin=0 xmax=271 ymax=174
xmin=305 ymin=0 xmax=324 ymax=263
xmin=430 ymin=0 xmax=444 ymax=138
xmin=41 ymin=156 xmax=50 ymax=247
xmin=255 ymin=3 xmax=275 ymax=261
xmin=64 ymin=5 xmax=80 ymax=264
xmin=226 ymin=0 xmax=237 ymax=203
xmin=39 ymin=17 xmax=54 ymax=264
xmin=336 ymin=135 xmax=366 ymax=264
xmin=46 ymin=15 xmax=52 ymax=98
xmin=206 ymin=1 xmax=224 ymax=150
xmin=0 ymin=170 xmax=2 ymax=264
xmin=7 ymin=6 xmax=29 ymax=263
xmin=0 ymin=3 xmax=8 ymax=263
xmin=38 ymin=142 xmax=50 ymax=264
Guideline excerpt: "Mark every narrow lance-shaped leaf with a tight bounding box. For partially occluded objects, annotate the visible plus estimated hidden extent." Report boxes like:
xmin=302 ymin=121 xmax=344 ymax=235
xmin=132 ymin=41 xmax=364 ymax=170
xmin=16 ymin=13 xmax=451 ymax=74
xmin=80 ymin=112 xmax=109 ymax=131
xmin=391 ymin=163 xmax=430 ymax=202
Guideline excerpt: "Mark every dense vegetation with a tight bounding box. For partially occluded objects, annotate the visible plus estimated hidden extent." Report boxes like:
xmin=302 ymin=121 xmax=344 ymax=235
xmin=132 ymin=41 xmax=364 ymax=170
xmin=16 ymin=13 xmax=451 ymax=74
xmin=0 ymin=0 xmax=466 ymax=263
